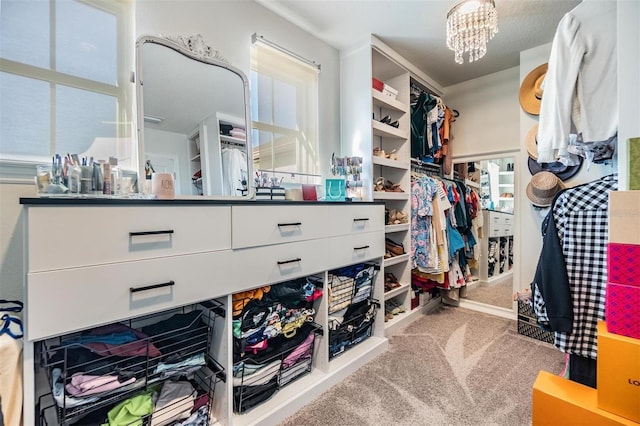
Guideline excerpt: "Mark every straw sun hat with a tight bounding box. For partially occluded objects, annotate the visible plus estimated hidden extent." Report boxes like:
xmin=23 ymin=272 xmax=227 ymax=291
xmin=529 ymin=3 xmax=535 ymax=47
xmin=519 ymin=63 xmax=548 ymax=115
xmin=526 ymin=124 xmax=541 ymax=160
xmin=526 ymin=171 xmax=565 ymax=208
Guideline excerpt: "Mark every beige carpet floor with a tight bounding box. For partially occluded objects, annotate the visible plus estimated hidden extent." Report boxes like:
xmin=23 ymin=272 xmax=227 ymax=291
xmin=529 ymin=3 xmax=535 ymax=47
xmin=278 ymin=306 xmax=565 ymax=426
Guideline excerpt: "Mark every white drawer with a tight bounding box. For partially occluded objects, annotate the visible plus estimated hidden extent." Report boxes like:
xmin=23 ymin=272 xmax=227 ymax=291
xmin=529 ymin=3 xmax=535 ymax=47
xmin=231 ymin=238 xmax=329 ymax=289
xmin=489 ymin=226 xmax=503 ymax=238
xmin=489 ymin=225 xmax=512 ymax=237
xmin=489 ymin=212 xmax=504 ymax=225
xmin=28 ymin=206 xmax=231 ymax=272
xmin=328 ymin=231 xmax=384 ymax=268
xmin=503 ymin=215 xmax=513 ymax=225
xmin=232 ymin=205 xmax=329 ymax=248
xmin=328 ymin=205 xmax=385 ymax=236
xmin=26 ymin=250 xmax=233 ymax=341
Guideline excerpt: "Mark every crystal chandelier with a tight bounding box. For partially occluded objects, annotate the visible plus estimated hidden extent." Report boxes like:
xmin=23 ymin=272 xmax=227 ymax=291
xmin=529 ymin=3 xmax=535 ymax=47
xmin=446 ymin=0 xmax=499 ymax=64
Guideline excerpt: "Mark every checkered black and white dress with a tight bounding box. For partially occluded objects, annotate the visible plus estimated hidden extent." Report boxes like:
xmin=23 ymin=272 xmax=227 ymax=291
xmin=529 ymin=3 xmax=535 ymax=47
xmin=551 ymin=174 xmax=617 ymax=359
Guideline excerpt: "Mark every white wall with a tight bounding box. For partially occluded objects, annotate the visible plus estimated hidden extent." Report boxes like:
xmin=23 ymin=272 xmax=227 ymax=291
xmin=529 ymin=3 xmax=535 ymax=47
xmin=144 ymin=128 xmax=191 ymax=195
xmin=444 ymin=66 xmax=520 ymax=157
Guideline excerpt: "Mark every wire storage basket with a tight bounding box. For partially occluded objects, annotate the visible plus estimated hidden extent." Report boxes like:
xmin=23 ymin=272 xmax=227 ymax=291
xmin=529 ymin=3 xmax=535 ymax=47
xmin=36 ymin=299 xmax=226 ymax=426
xmin=231 ymin=276 xmax=324 ymax=414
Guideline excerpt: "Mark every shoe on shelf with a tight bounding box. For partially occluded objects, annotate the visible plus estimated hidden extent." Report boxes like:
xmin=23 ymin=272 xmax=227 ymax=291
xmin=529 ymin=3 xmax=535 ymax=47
xmin=388 ymin=120 xmax=399 ymax=128
xmin=385 ymin=238 xmax=405 ymax=256
xmin=386 ymin=299 xmax=406 ymax=314
xmin=384 ymin=312 xmax=394 ymax=322
xmin=386 ymin=149 xmax=398 ymax=160
xmin=387 ymin=209 xmax=397 ymax=225
xmin=383 ymin=180 xmax=404 ymax=192
xmin=385 ymin=301 xmax=400 ymax=315
xmin=384 ymin=273 xmax=401 ymax=291
xmin=374 ymin=177 xmax=385 ymax=192
xmin=373 ymin=147 xmax=386 ymax=158
xmin=380 ymin=115 xmax=391 ymax=124
xmin=395 ymin=210 xmax=408 ymax=223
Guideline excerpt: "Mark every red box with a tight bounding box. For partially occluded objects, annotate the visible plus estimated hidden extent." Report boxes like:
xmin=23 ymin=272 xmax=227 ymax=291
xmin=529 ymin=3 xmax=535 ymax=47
xmin=372 ymin=77 xmax=383 ymax=92
xmin=608 ymin=243 xmax=640 ymax=287
xmin=605 ymin=282 xmax=640 ymax=339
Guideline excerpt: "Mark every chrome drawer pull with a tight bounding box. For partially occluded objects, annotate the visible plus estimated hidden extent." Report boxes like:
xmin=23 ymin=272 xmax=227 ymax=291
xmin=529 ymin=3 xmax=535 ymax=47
xmin=277 ymin=258 xmax=301 ymax=265
xmin=353 ymin=218 xmax=369 ymax=222
xmin=129 ymin=230 xmax=174 ymax=237
xmin=354 ymin=245 xmax=370 ymax=250
xmin=130 ymin=280 xmax=175 ymax=293
xmin=277 ymin=222 xmax=302 ymax=227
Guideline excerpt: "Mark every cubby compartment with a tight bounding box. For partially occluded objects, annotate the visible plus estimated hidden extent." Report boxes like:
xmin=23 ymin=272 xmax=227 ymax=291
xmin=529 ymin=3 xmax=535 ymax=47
xmin=35 ymin=300 xmax=226 ymax=425
xmin=231 ymin=276 xmax=324 ymax=414
xmin=326 ymin=262 xmax=380 ymax=359
xmin=328 ymin=298 xmax=380 ymax=359
xmin=232 ymin=323 xmax=322 ymax=414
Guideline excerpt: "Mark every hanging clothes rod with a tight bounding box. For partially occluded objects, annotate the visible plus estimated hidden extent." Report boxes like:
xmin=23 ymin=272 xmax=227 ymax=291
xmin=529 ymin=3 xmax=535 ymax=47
xmin=252 ymin=33 xmax=321 ymax=71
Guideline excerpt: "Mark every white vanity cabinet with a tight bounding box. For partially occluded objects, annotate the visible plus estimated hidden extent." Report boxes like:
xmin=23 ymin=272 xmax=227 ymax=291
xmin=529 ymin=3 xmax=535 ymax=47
xmin=21 ymin=199 xmax=388 ymax=426
xmin=479 ymin=210 xmax=514 ymax=282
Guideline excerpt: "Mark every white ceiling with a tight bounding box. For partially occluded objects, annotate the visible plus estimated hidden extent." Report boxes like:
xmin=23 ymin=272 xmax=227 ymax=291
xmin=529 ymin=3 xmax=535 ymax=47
xmin=256 ymin=0 xmax=581 ymax=87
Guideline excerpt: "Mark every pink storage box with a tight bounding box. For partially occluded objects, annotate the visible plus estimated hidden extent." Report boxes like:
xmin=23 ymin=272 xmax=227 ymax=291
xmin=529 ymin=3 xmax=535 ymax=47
xmin=605 ymin=282 xmax=640 ymax=339
xmin=607 ymin=243 xmax=640 ymax=287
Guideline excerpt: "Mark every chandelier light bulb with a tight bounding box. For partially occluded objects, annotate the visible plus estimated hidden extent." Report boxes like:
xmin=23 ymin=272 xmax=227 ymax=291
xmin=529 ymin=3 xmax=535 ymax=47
xmin=446 ymin=0 xmax=498 ymax=64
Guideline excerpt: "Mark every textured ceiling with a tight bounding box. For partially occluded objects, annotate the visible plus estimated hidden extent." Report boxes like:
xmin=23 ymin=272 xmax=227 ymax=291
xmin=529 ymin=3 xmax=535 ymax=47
xmin=256 ymin=0 xmax=582 ymax=87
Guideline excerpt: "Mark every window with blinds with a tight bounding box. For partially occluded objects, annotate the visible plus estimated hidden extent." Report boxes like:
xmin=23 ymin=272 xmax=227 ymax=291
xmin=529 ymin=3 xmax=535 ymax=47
xmin=250 ymin=38 xmax=320 ymax=184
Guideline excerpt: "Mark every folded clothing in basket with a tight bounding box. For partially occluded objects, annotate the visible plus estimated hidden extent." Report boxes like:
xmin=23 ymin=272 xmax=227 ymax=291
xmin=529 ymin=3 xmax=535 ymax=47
xmin=233 ymin=323 xmax=315 ymax=364
xmin=232 ymin=360 xmax=281 ymax=387
xmin=142 ymin=310 xmax=207 ymax=361
xmin=233 ymin=376 xmax=278 ymax=413
xmin=150 ymin=380 xmax=195 ymax=426
xmin=61 ymin=322 xmax=162 ymax=358
xmin=65 ymin=372 xmax=136 ymax=397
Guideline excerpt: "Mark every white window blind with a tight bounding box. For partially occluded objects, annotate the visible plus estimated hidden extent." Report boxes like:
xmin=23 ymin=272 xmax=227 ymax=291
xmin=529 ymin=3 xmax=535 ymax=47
xmin=250 ymin=37 xmax=320 ymax=184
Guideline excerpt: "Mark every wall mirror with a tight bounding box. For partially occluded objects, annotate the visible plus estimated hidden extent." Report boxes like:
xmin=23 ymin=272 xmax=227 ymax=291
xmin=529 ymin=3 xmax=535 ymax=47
xmin=136 ymin=34 xmax=252 ymax=199
xmin=453 ymin=155 xmax=516 ymax=312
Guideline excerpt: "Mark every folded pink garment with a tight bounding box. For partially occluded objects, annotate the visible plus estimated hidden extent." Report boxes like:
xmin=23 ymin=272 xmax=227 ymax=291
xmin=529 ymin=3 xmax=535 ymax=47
xmin=282 ymin=332 xmax=314 ymax=369
xmin=65 ymin=373 xmax=136 ymax=397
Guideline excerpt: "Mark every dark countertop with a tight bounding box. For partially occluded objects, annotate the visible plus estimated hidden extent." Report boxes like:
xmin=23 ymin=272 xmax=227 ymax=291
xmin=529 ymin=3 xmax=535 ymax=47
xmin=20 ymin=196 xmax=384 ymax=206
xmin=482 ymin=209 xmax=514 ymax=215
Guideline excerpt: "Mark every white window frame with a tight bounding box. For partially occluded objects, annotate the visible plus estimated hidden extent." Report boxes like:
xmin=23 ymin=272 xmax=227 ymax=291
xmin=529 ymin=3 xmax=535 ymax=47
xmin=0 ymin=0 xmax=133 ymax=182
